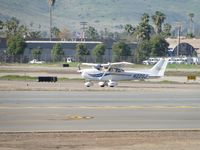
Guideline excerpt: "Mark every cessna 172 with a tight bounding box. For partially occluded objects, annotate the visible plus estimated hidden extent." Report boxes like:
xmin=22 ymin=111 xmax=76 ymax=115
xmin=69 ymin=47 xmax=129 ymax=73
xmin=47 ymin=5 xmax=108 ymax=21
xmin=78 ymin=58 xmax=169 ymax=87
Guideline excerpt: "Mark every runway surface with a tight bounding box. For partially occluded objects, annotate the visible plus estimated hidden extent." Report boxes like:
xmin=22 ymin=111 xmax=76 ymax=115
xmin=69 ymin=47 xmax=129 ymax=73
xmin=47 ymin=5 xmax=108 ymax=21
xmin=0 ymin=90 xmax=200 ymax=131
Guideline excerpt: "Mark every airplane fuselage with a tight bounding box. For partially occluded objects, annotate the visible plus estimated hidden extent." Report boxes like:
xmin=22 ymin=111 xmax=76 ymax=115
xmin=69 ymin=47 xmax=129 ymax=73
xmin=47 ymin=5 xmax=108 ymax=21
xmin=81 ymin=69 xmax=153 ymax=81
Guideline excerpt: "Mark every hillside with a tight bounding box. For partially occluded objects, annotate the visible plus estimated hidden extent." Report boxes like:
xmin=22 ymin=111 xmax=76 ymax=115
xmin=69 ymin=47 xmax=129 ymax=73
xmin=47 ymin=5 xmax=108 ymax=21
xmin=0 ymin=0 xmax=199 ymax=33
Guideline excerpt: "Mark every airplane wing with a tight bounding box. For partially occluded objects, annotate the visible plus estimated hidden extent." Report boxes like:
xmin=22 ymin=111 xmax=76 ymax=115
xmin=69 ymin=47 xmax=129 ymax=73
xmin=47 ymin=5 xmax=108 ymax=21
xmin=106 ymin=62 xmax=133 ymax=68
xmin=82 ymin=62 xmax=133 ymax=68
xmin=81 ymin=63 xmax=101 ymax=66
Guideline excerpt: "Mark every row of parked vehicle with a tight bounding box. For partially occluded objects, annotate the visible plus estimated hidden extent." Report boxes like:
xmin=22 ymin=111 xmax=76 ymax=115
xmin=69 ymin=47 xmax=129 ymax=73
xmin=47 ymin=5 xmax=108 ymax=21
xmin=143 ymin=57 xmax=200 ymax=65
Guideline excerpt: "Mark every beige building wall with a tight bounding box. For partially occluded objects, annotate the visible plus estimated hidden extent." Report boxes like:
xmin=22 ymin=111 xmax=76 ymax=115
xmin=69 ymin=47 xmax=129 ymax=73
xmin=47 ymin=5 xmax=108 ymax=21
xmin=166 ymin=38 xmax=200 ymax=56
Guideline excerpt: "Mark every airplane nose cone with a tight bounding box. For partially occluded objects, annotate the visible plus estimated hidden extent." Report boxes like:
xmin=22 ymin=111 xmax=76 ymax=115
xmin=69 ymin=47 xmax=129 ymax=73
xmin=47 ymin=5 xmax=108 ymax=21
xmin=81 ymin=72 xmax=87 ymax=78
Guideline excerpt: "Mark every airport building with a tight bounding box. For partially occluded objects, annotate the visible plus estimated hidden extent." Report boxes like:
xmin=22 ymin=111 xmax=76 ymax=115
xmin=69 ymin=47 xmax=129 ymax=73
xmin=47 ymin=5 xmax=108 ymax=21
xmin=1 ymin=37 xmax=200 ymax=63
xmin=166 ymin=38 xmax=200 ymax=56
xmin=0 ymin=38 xmax=137 ymax=63
xmin=24 ymin=40 xmax=106 ymax=62
xmin=0 ymin=38 xmax=121 ymax=62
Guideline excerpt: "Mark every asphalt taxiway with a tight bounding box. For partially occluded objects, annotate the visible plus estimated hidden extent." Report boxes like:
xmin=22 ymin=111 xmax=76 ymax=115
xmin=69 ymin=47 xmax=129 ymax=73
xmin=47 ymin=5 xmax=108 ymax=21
xmin=0 ymin=90 xmax=200 ymax=131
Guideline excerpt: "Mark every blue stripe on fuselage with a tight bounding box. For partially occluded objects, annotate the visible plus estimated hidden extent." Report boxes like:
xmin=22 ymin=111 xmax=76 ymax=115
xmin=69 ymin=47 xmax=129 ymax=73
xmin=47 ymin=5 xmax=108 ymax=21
xmin=88 ymin=73 xmax=105 ymax=77
xmin=88 ymin=72 xmax=132 ymax=78
xmin=87 ymin=72 xmax=149 ymax=80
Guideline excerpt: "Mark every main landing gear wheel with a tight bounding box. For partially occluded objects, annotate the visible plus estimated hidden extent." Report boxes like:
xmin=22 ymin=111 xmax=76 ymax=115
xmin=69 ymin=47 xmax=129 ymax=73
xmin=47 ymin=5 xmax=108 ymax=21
xmin=98 ymin=82 xmax=106 ymax=87
xmin=84 ymin=81 xmax=93 ymax=87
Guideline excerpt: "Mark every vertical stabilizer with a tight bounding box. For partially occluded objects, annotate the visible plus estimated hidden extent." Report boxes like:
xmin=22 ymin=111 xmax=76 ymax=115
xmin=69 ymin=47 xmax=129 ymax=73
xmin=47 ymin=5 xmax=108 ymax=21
xmin=150 ymin=58 xmax=169 ymax=77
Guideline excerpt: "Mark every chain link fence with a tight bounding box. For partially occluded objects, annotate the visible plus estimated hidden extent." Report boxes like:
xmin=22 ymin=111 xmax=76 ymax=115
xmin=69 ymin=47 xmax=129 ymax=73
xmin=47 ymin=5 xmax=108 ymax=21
xmin=0 ymin=54 xmax=135 ymax=63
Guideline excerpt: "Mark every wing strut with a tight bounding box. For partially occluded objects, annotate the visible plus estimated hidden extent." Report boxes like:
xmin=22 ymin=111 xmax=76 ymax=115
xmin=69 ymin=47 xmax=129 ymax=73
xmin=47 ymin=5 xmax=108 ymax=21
xmin=99 ymin=63 xmax=111 ymax=80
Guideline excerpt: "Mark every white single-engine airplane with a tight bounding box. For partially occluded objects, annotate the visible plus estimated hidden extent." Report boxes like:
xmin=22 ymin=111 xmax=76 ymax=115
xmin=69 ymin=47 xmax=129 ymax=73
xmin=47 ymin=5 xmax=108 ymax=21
xmin=78 ymin=58 xmax=169 ymax=87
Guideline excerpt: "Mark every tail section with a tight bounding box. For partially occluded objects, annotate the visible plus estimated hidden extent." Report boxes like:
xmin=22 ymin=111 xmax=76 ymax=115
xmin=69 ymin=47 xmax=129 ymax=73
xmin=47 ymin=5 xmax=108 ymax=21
xmin=150 ymin=58 xmax=169 ymax=77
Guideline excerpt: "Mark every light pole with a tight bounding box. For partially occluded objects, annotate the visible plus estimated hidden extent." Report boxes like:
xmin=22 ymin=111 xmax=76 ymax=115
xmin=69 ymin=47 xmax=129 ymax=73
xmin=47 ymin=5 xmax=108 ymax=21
xmin=48 ymin=0 xmax=56 ymax=41
xmin=177 ymin=26 xmax=181 ymax=56
xmin=80 ymin=22 xmax=88 ymax=41
xmin=175 ymin=22 xmax=182 ymax=56
xmin=49 ymin=5 xmax=52 ymax=41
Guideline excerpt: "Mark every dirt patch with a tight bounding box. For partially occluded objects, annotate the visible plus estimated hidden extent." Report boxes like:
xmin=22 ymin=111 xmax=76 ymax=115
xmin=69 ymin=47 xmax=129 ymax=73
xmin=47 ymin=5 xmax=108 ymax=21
xmin=0 ymin=131 xmax=200 ymax=150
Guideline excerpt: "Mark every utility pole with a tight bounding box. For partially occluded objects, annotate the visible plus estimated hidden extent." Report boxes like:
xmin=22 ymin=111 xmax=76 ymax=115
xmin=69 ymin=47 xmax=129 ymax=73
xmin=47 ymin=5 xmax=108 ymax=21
xmin=49 ymin=5 xmax=52 ymax=41
xmin=80 ymin=22 xmax=87 ymax=41
xmin=175 ymin=22 xmax=182 ymax=56
xmin=48 ymin=0 xmax=56 ymax=41
xmin=177 ymin=26 xmax=181 ymax=56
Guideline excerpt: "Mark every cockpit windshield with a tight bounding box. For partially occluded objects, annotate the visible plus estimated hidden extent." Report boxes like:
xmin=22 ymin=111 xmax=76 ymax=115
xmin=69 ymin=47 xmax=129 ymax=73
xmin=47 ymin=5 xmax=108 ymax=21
xmin=108 ymin=67 xmax=124 ymax=72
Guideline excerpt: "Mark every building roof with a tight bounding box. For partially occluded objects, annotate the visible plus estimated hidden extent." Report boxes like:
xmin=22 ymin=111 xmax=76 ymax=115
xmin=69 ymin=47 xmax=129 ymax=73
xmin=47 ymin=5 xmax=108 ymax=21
xmin=166 ymin=38 xmax=200 ymax=52
xmin=25 ymin=40 xmax=102 ymax=44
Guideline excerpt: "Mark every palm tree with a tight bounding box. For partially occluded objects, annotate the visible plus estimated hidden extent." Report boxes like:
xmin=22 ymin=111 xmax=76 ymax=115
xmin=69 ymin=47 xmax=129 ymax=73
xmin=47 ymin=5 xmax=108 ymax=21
xmin=151 ymin=11 xmax=166 ymax=34
xmin=162 ymin=23 xmax=172 ymax=38
xmin=85 ymin=26 xmax=99 ymax=40
xmin=5 ymin=17 xmax=20 ymax=37
xmin=135 ymin=13 xmax=151 ymax=41
xmin=188 ymin=13 xmax=194 ymax=34
xmin=48 ymin=0 xmax=56 ymax=41
xmin=124 ymin=24 xmax=135 ymax=35
xmin=141 ymin=13 xmax=150 ymax=23
xmin=51 ymin=26 xmax=60 ymax=38
xmin=0 ymin=20 xmax=3 ymax=30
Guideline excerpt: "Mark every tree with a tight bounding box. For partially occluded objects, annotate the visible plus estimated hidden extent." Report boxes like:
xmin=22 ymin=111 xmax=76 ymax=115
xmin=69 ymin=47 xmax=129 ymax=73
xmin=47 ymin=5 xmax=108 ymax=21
xmin=92 ymin=44 xmax=105 ymax=63
xmin=188 ymin=13 xmax=195 ymax=36
xmin=18 ymin=25 xmax=28 ymax=37
xmin=59 ymin=28 xmax=71 ymax=40
xmin=27 ymin=31 xmax=42 ymax=39
xmin=134 ymin=35 xmax=169 ymax=63
xmin=186 ymin=33 xmax=195 ymax=39
xmin=134 ymin=13 xmax=152 ymax=41
xmin=32 ymin=48 xmax=42 ymax=60
xmin=134 ymin=40 xmax=151 ymax=63
xmin=85 ymin=26 xmax=99 ymax=40
xmin=52 ymin=26 xmax=60 ymax=38
xmin=99 ymin=28 xmax=118 ymax=40
xmin=75 ymin=43 xmax=89 ymax=62
xmin=162 ymin=23 xmax=172 ymax=38
xmin=7 ymin=34 xmax=25 ymax=55
xmin=112 ymin=42 xmax=131 ymax=62
xmin=51 ymin=43 xmax=64 ymax=61
xmin=189 ymin=13 xmax=194 ymax=21
xmin=141 ymin=13 xmax=150 ymax=22
xmin=150 ymin=34 xmax=169 ymax=57
xmin=0 ymin=20 xmax=4 ymax=37
xmin=124 ymin=24 xmax=135 ymax=35
xmin=151 ymin=11 xmax=166 ymax=34
xmin=4 ymin=17 xmax=29 ymax=38
xmin=48 ymin=0 xmax=56 ymax=40
xmin=0 ymin=20 xmax=3 ymax=30
xmin=4 ymin=17 xmax=20 ymax=37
